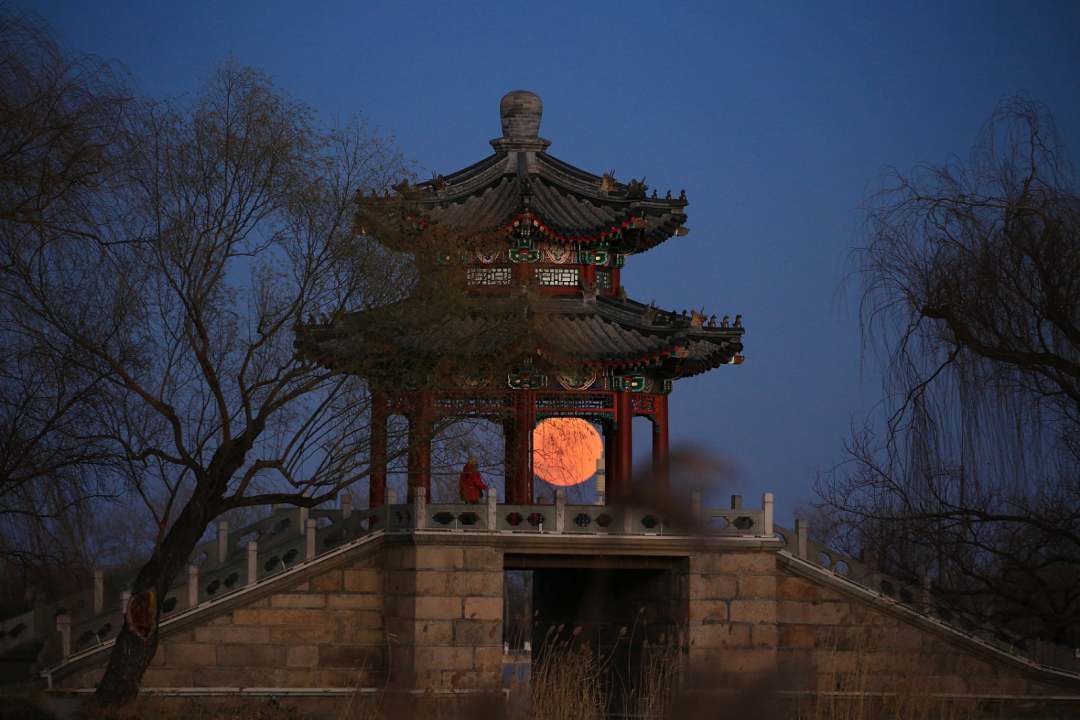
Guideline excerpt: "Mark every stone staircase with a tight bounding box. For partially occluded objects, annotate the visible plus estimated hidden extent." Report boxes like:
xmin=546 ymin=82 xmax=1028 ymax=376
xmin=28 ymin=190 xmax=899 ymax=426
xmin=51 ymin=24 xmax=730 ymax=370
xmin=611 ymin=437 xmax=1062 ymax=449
xmin=7 ymin=488 xmax=1078 ymax=687
xmin=27 ymin=489 xmax=772 ymax=682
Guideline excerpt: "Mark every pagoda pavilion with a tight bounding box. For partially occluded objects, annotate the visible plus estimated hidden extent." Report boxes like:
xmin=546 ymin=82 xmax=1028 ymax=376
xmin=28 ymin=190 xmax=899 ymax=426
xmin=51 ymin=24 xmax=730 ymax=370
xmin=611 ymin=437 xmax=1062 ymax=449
xmin=297 ymin=91 xmax=744 ymax=507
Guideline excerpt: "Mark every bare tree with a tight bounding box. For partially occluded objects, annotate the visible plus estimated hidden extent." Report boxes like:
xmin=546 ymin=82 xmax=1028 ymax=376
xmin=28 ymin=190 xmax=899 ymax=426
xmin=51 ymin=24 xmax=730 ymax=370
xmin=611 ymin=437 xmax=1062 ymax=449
xmin=0 ymin=32 xmax=416 ymax=697
xmin=0 ymin=10 xmax=132 ymax=600
xmin=816 ymin=97 xmax=1080 ymax=645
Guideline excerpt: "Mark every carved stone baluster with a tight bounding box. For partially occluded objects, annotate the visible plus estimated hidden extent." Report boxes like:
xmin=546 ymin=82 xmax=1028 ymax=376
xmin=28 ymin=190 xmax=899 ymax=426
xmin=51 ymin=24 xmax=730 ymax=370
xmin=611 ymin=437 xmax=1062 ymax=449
xmin=762 ymin=492 xmax=774 ymax=537
xmin=188 ymin=565 xmax=199 ymax=609
xmin=93 ymin=569 xmax=104 ymax=615
xmin=217 ymin=520 xmax=229 ymax=563
xmin=247 ymin=541 xmax=258 ymax=586
xmin=56 ymin=613 xmax=71 ymax=659
xmin=305 ymin=518 xmax=317 ymax=560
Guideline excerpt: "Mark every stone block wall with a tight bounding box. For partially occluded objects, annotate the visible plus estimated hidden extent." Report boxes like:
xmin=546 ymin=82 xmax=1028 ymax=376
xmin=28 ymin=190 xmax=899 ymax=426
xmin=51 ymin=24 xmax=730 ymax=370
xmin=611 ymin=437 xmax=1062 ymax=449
xmin=60 ymin=553 xmax=385 ymax=690
xmin=683 ymin=546 xmax=1074 ymax=695
xmin=685 ymin=548 xmax=779 ymax=681
xmin=772 ymin=571 xmax=1069 ymax=695
xmin=50 ymin=536 xmax=1078 ymax=700
xmin=382 ymin=542 xmax=503 ymax=691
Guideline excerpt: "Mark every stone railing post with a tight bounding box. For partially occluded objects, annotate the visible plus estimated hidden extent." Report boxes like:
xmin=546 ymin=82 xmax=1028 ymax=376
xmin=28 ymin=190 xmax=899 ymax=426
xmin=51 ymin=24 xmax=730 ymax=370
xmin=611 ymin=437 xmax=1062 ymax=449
xmin=554 ymin=489 xmax=566 ymax=533
xmin=730 ymin=494 xmax=742 ymax=510
xmin=487 ymin=492 xmax=498 ymax=531
xmin=795 ymin=518 xmax=809 ymax=560
xmin=56 ymin=613 xmax=71 ymax=659
xmin=298 ymin=507 xmax=309 ymax=536
xmin=384 ymin=488 xmax=397 ymax=529
xmin=595 ymin=457 xmax=606 ymax=506
xmin=341 ymin=493 xmax=353 ymax=520
xmin=414 ymin=486 xmax=427 ymax=530
xmin=188 ymin=565 xmax=199 ymax=609
xmin=247 ymin=540 xmax=258 ymax=586
xmin=217 ymin=520 xmax=229 ymax=563
xmin=623 ymin=506 xmax=634 ymax=534
xmin=120 ymin=590 xmax=131 ymax=618
xmin=93 ymin=569 xmax=104 ymax=615
xmin=762 ymin=492 xmax=774 ymax=537
xmin=305 ymin=518 xmax=317 ymax=560
xmin=921 ymin=575 xmax=932 ymax=611
xmin=690 ymin=490 xmax=702 ymax=528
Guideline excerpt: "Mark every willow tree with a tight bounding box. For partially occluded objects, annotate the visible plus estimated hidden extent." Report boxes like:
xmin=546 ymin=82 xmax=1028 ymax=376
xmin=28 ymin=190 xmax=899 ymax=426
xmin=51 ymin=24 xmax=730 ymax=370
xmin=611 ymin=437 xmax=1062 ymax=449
xmin=817 ymin=98 xmax=1080 ymax=644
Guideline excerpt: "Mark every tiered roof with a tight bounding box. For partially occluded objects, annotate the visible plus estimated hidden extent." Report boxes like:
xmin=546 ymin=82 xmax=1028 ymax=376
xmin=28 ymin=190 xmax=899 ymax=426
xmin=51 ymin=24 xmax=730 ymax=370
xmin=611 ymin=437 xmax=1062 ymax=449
xmin=366 ymin=90 xmax=689 ymax=254
xmin=299 ymin=91 xmax=744 ymax=384
xmin=298 ymin=293 xmax=743 ymax=384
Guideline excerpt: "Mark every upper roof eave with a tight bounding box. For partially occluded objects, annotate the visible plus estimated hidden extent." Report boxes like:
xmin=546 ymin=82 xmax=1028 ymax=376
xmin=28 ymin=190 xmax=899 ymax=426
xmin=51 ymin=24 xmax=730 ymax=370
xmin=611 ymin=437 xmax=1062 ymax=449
xmin=407 ymin=149 xmax=689 ymax=215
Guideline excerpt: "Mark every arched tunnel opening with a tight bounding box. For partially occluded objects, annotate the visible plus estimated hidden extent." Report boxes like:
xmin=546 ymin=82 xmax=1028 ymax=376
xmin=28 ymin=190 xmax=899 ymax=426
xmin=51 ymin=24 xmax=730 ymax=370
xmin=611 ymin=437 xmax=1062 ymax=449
xmin=504 ymin=556 xmax=689 ymax=716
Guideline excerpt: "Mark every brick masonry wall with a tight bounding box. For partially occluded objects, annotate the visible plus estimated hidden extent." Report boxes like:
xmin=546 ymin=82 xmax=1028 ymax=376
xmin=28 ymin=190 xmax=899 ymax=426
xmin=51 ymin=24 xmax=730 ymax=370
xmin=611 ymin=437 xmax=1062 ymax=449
xmin=60 ymin=552 xmax=385 ymax=690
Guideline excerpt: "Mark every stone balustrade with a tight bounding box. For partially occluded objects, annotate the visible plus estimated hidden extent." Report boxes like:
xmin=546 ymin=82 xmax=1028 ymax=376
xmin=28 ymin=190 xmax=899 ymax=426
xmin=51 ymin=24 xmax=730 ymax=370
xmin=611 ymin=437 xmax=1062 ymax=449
xmin=773 ymin=520 xmax=1080 ymax=673
xmin=41 ymin=490 xmax=771 ymax=666
xmin=22 ymin=489 xmax=1080 ymax=679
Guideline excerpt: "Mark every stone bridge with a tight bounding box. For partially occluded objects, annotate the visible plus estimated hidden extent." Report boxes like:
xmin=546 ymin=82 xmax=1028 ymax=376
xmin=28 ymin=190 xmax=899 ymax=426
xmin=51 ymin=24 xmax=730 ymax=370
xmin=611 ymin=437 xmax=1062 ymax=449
xmin=7 ymin=491 xmax=1080 ymax=713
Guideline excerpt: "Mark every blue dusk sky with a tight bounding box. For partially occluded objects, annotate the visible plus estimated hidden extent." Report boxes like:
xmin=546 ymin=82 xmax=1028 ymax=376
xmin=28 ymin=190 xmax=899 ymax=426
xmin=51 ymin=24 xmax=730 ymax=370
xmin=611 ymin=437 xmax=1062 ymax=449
xmin=27 ymin=1 xmax=1080 ymax=523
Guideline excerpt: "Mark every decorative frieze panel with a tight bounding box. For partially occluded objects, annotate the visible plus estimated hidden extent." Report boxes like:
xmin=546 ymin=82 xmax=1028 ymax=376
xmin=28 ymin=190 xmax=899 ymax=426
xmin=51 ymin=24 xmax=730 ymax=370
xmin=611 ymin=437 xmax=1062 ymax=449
xmin=611 ymin=374 xmax=649 ymax=392
xmin=535 ymin=393 xmax=614 ymax=412
xmin=435 ymin=394 xmax=512 ymax=415
xmin=508 ymin=369 xmax=547 ymax=390
xmin=475 ymin=249 xmax=503 ymax=264
xmin=557 ymin=368 xmax=598 ymax=391
xmin=541 ymin=245 xmax=574 ymax=264
xmin=580 ymin=249 xmax=610 ymax=266
xmin=465 ymin=266 xmax=512 ymax=286
xmin=509 ymin=247 xmax=541 ymax=263
xmin=534 ymin=266 xmax=579 ymax=287
xmin=629 ymin=394 xmax=656 ymax=415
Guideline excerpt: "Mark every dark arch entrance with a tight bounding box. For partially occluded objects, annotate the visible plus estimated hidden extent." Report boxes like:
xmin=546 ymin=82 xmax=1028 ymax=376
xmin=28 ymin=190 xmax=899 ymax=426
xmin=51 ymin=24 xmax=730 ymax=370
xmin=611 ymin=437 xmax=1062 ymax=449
xmin=505 ymin=554 xmax=688 ymax=716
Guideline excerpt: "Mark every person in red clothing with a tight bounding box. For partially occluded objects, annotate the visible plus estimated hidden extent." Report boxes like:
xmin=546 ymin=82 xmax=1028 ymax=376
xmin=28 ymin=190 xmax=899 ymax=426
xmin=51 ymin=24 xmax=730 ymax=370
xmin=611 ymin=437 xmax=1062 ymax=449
xmin=459 ymin=456 xmax=488 ymax=503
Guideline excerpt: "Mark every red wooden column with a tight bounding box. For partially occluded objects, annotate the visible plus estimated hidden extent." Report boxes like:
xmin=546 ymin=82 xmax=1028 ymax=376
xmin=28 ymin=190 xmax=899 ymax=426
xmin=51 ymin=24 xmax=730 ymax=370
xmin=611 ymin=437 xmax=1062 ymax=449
xmin=506 ymin=391 xmax=534 ymax=504
xmin=651 ymin=393 xmax=670 ymax=492
xmin=603 ymin=418 xmax=617 ymax=505
xmin=581 ymin=264 xmax=596 ymax=287
xmin=407 ymin=391 xmax=433 ymax=502
xmin=369 ymin=392 xmax=388 ymax=507
xmin=614 ymin=391 xmax=633 ymax=500
xmin=502 ymin=419 xmax=516 ymax=503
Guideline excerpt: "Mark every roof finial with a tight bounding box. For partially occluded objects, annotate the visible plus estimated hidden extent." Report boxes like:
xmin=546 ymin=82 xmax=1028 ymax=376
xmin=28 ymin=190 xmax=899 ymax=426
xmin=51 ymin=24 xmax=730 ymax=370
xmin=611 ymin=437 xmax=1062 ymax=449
xmin=492 ymin=91 xmax=551 ymax=152
xmin=500 ymin=90 xmax=542 ymax=138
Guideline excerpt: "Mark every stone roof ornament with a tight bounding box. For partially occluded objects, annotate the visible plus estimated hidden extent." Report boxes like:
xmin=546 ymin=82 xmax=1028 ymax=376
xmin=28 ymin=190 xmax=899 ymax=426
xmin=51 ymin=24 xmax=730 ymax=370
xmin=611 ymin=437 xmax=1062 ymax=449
xmin=599 ymin=171 xmax=618 ymax=194
xmin=627 ymin=178 xmax=648 ymax=200
xmin=491 ymin=90 xmax=551 ymax=153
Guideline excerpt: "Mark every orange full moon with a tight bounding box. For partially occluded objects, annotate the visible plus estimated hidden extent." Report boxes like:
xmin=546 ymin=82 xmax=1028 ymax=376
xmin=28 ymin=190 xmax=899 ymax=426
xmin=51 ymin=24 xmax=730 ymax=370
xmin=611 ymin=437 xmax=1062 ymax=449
xmin=532 ymin=418 xmax=603 ymax=487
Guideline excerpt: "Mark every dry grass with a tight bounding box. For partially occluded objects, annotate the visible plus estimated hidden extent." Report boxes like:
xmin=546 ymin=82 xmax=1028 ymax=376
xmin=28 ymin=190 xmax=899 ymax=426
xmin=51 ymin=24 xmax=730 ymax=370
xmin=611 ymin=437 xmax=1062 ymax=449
xmin=75 ymin=696 xmax=306 ymax=719
xmin=793 ymin=627 xmax=981 ymax=720
xmin=528 ymin=626 xmax=606 ymax=720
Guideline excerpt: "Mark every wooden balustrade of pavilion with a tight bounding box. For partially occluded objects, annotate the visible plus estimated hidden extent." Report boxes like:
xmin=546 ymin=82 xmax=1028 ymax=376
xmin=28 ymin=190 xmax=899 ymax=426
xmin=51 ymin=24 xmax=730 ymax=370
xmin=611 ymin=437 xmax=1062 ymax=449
xmin=296 ymin=90 xmax=744 ymax=506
